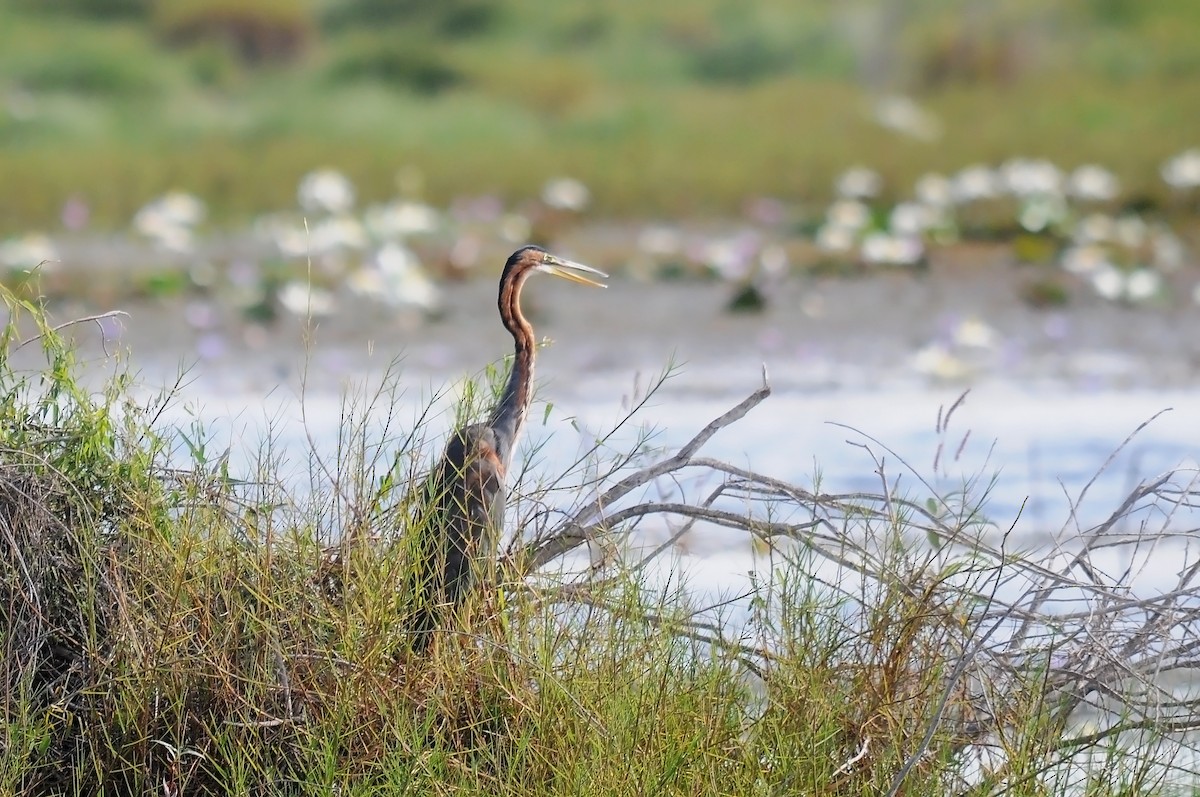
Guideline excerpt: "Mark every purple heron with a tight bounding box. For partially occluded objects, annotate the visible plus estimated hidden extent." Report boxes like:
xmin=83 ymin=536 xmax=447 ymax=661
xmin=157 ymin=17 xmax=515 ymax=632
xmin=410 ymin=245 xmax=607 ymax=651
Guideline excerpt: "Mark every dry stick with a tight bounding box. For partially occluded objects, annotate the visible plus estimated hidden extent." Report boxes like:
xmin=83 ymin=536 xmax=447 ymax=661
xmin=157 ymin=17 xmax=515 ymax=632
xmin=533 ymin=502 xmax=826 ymax=577
xmin=509 ymin=370 xmax=1200 ymax=785
xmin=1045 ymin=416 xmax=1175 ymax=597
xmin=1010 ymin=473 xmax=1176 ymax=653
xmin=827 ymin=420 xmax=962 ymax=520
xmin=886 ymin=478 xmax=1197 ymax=791
xmin=1058 ymin=408 xmax=1174 ymax=539
xmin=834 ymin=736 xmax=871 ymax=777
xmin=653 ymin=459 xmax=1112 ymax=614
xmin=1119 ymin=468 xmax=1200 ymax=661
xmin=536 ymin=364 xmax=678 ymax=498
xmin=679 ymin=455 xmax=974 ymax=543
xmin=628 ymin=483 xmax=729 ymax=576
xmin=987 ymin=582 xmax=1200 ymax=781
xmin=540 ymin=588 xmax=769 ymax=678
xmin=567 ymin=450 xmax=965 ymax=577
xmin=526 ymin=368 xmax=771 ymax=569
xmin=502 ymin=368 xmax=678 ymax=567
xmin=1044 ymin=714 xmax=1200 ymax=765
xmin=14 ymin=310 xmax=129 ymax=351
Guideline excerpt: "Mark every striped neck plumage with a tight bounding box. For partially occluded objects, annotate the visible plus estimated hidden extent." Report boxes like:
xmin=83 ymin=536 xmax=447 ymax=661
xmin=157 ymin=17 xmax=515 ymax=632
xmin=488 ymin=269 xmax=535 ymax=467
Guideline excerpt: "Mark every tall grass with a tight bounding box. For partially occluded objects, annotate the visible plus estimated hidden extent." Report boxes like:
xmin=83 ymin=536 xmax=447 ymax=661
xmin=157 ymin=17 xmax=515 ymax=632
xmin=2 ymin=288 xmax=1200 ymax=793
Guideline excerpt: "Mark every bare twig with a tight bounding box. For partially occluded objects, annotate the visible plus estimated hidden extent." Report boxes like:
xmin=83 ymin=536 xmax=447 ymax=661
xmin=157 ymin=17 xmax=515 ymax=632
xmin=16 ymin=310 xmax=129 ymax=351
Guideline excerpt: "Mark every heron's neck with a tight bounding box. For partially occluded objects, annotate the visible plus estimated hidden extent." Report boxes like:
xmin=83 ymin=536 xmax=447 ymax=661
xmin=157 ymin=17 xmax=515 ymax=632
xmin=488 ymin=274 xmax=535 ymax=467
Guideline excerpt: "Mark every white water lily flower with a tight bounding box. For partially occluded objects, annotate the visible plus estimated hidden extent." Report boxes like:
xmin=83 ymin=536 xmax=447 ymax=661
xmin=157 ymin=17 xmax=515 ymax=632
xmin=1087 ymin=264 xmax=1160 ymax=304
xmin=873 ymin=95 xmax=940 ymax=141
xmin=835 ymin=166 xmax=882 ymax=200
xmin=1060 ymin=244 xmax=1110 ymax=276
xmin=826 ymin=199 xmax=871 ymax=231
xmin=308 ymin=215 xmax=368 ymax=254
xmin=637 ymin=225 xmax=683 ymax=257
xmin=542 ymin=177 xmax=590 ymax=211
xmin=376 ymin=240 xmax=420 ymax=275
xmin=859 ymin=232 xmax=890 ymax=264
xmin=1090 ymin=264 xmax=1125 ymax=302
xmin=298 ymin=169 xmax=356 ymax=214
xmin=0 ymin=233 xmax=58 ymax=270
xmin=364 ymin=200 xmax=441 ymax=239
xmin=951 ymin=164 xmax=1001 ymax=204
xmin=1151 ymin=226 xmax=1185 ymax=271
xmin=1002 ymin=158 xmax=1063 ymax=198
xmin=499 ymin=213 xmax=532 ymax=243
xmin=1073 ymin=213 xmax=1115 ymax=245
xmin=759 ymin=244 xmax=788 ymax=278
xmin=157 ymin=191 xmax=206 ymax=226
xmin=952 ymin=317 xmax=999 ymax=350
xmin=912 ymin=342 xmax=969 ymax=382
xmin=1019 ymin=195 xmax=1067 ymax=233
xmin=704 ymin=235 xmax=758 ymax=281
xmin=1067 ymin=164 xmax=1119 ymax=202
xmin=1124 ymin=268 xmax=1161 ymax=302
xmin=1161 ymin=148 xmax=1200 ymax=190
xmin=351 ymin=242 xmax=440 ymax=311
xmin=278 ymin=280 xmax=336 ymax=317
xmin=861 ymin=232 xmax=923 ymax=266
xmin=815 ymin=224 xmax=855 ymax=254
xmin=1114 ymin=215 xmax=1147 ymax=249
xmin=133 ymin=191 xmax=206 ymax=252
xmin=134 ymin=217 xmax=193 ymax=253
xmin=267 ymin=220 xmax=309 ymax=259
xmin=889 ymin=202 xmax=933 ymax=237
xmin=914 ymin=173 xmax=953 ymax=207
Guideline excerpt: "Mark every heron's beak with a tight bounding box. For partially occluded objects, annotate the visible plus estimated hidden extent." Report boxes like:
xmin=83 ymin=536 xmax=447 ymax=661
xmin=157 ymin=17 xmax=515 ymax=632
xmin=540 ymin=254 xmax=608 ymax=288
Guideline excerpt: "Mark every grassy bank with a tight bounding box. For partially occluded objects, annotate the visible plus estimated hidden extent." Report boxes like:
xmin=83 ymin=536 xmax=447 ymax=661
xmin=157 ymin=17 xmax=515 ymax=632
xmin=3 ymin=288 xmax=1200 ymax=794
xmin=2 ymin=2 xmax=1200 ymax=232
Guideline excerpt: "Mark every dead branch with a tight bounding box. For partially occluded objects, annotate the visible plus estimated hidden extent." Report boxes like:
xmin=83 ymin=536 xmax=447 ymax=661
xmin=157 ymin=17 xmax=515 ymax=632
xmin=513 ymin=377 xmax=1200 ymax=791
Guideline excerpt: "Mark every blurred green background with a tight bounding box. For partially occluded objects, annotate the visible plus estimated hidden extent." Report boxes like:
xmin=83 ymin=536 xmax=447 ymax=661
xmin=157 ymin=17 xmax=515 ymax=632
xmin=1 ymin=0 xmax=1198 ymax=234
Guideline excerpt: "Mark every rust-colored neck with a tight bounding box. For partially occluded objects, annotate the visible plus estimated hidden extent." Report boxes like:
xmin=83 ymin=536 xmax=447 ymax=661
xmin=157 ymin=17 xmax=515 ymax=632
xmin=488 ymin=267 xmax=535 ymax=467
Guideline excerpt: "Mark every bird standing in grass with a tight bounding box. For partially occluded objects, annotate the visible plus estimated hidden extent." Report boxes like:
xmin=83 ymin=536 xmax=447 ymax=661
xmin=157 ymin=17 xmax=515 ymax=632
xmin=410 ymin=245 xmax=607 ymax=652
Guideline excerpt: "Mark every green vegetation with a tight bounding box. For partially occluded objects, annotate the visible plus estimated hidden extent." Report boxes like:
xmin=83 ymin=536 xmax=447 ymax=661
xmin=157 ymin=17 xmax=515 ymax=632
xmin=2 ymin=284 xmax=1199 ymax=793
xmin=1 ymin=1 xmax=1199 ymax=232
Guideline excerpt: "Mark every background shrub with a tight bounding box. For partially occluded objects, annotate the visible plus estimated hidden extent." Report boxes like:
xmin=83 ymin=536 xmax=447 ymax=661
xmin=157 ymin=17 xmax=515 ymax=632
xmin=10 ymin=45 xmax=166 ymax=96
xmin=152 ymin=0 xmax=316 ymax=65
xmin=322 ymin=0 xmax=500 ymax=38
xmin=10 ymin=0 xmax=150 ymax=20
xmin=325 ymin=36 xmax=465 ymax=95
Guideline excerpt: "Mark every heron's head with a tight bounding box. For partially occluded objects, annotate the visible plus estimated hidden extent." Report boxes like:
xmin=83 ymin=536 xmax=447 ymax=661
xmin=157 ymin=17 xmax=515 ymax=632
xmin=504 ymin=245 xmax=607 ymax=289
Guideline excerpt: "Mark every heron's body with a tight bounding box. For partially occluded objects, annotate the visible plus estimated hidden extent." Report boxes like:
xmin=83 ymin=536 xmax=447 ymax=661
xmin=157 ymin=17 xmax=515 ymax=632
xmin=410 ymin=246 xmax=606 ymax=652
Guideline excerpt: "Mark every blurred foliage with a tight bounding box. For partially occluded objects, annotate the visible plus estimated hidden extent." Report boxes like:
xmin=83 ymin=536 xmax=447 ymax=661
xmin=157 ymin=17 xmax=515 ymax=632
xmin=182 ymin=40 xmax=247 ymax=89
xmin=321 ymin=0 xmax=499 ymax=38
xmin=0 ymin=1 xmax=1199 ymax=231
xmin=9 ymin=0 xmax=150 ymax=19
xmin=1020 ymin=276 xmax=1071 ymax=308
xmin=325 ymin=35 xmax=464 ymax=95
xmin=8 ymin=42 xmax=165 ymax=96
xmin=1088 ymin=0 xmax=1147 ymax=28
xmin=152 ymin=0 xmax=316 ymax=65
xmin=1012 ymin=234 xmax=1060 ymax=265
xmin=687 ymin=32 xmax=796 ymax=85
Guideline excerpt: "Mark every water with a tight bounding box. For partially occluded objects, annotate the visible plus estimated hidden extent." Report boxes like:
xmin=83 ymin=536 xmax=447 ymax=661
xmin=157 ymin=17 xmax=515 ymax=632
xmin=152 ymin=357 xmax=1199 ymax=531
